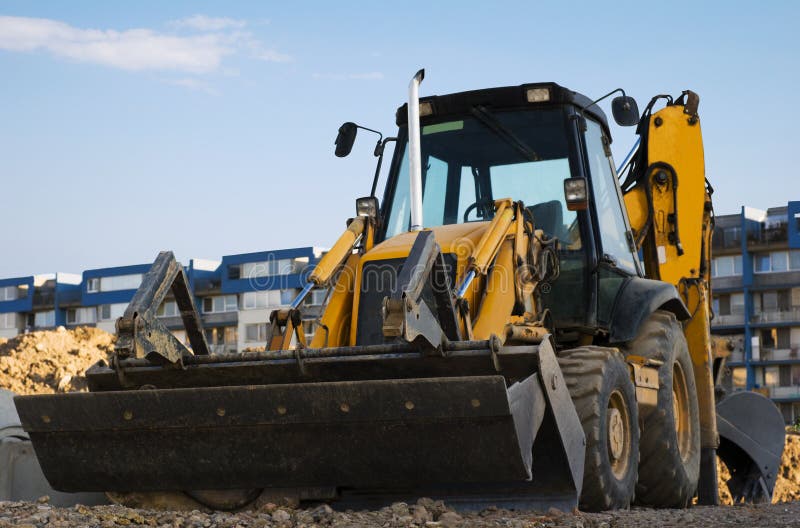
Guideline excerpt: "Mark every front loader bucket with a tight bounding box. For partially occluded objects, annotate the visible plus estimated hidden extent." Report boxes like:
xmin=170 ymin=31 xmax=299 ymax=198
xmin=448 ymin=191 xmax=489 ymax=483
xmin=14 ymin=338 xmax=585 ymax=511
xmin=716 ymin=391 xmax=786 ymax=503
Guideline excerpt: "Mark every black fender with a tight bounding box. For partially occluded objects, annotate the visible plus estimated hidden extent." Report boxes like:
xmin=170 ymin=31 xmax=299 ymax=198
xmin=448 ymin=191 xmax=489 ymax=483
xmin=607 ymin=277 xmax=690 ymax=344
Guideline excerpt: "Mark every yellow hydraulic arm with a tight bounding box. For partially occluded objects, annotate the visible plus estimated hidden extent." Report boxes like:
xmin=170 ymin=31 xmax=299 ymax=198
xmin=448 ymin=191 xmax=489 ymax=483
xmin=267 ymin=216 xmax=370 ymax=351
xmin=621 ymin=91 xmax=719 ymax=501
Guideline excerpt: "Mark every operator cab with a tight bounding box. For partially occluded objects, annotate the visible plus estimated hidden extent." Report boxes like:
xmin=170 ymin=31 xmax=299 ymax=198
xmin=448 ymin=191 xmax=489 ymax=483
xmin=341 ymin=82 xmax=643 ymax=340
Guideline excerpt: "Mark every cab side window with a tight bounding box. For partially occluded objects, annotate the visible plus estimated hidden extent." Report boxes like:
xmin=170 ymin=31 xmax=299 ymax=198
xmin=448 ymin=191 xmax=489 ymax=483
xmin=585 ymin=120 xmax=636 ymax=274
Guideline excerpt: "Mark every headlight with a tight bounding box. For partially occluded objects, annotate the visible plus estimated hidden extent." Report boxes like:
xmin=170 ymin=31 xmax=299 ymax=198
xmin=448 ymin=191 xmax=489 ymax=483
xmin=526 ymin=88 xmax=550 ymax=103
xmin=563 ymin=178 xmax=588 ymax=211
xmin=356 ymin=196 xmax=379 ymax=218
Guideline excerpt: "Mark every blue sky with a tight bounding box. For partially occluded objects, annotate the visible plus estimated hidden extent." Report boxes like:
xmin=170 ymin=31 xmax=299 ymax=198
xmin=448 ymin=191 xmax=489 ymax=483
xmin=0 ymin=1 xmax=797 ymax=277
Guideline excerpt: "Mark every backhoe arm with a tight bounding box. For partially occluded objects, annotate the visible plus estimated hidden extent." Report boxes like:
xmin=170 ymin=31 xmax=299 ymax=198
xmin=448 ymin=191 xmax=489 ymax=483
xmin=621 ymin=92 xmax=720 ymax=502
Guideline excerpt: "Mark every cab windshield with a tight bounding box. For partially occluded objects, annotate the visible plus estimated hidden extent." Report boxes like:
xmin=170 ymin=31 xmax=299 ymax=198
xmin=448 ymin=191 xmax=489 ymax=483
xmin=383 ymin=107 xmax=579 ymax=246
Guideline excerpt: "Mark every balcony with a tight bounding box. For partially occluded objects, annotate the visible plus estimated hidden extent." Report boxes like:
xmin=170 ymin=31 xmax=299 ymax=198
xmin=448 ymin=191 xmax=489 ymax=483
xmin=769 ymin=386 xmax=800 ymax=400
xmin=751 ymin=307 xmax=800 ymax=324
xmin=712 ymin=313 xmax=745 ymax=326
xmin=209 ymin=344 xmax=237 ymax=354
xmin=712 ymin=230 xmax=742 ymax=251
xmin=747 ymin=222 xmax=789 ymax=248
xmin=727 ymin=349 xmax=745 ymax=363
xmin=32 ymin=290 xmax=55 ymax=309
xmin=754 ymin=347 xmax=800 ymax=362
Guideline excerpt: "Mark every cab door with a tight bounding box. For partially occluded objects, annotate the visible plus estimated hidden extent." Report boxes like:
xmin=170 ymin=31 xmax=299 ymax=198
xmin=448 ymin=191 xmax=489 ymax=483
xmin=583 ymin=119 xmax=641 ymax=328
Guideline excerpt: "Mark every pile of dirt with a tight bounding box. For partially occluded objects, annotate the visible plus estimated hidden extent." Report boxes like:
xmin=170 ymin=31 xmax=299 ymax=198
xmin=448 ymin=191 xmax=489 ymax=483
xmin=0 ymin=327 xmax=115 ymax=395
xmin=718 ymin=431 xmax=800 ymax=504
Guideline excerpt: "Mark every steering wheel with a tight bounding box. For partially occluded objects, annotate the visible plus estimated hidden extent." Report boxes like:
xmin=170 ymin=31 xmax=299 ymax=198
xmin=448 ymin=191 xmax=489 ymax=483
xmin=463 ymin=200 xmax=492 ymax=222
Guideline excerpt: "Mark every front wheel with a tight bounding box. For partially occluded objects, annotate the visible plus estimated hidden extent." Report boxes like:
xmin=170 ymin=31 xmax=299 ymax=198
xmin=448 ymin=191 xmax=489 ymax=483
xmin=558 ymin=346 xmax=639 ymax=511
xmin=626 ymin=310 xmax=700 ymax=507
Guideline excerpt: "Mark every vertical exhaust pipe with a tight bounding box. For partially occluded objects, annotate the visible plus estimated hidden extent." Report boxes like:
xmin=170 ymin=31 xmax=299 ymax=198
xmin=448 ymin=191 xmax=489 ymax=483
xmin=408 ymin=69 xmax=425 ymax=232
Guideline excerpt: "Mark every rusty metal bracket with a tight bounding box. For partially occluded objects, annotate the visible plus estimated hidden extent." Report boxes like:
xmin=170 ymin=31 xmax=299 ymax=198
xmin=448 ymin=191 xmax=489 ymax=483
xmin=114 ymin=251 xmax=210 ymax=366
xmin=381 ymin=230 xmax=460 ymax=354
xmin=267 ymin=307 xmax=309 ymax=377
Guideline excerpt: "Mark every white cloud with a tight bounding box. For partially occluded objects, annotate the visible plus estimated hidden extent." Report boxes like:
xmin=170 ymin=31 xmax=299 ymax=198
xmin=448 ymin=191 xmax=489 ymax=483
xmin=0 ymin=15 xmax=291 ymax=74
xmin=0 ymin=16 xmax=231 ymax=73
xmin=164 ymin=78 xmax=218 ymax=95
xmin=312 ymin=72 xmax=384 ymax=81
xmin=170 ymin=14 xmax=247 ymax=31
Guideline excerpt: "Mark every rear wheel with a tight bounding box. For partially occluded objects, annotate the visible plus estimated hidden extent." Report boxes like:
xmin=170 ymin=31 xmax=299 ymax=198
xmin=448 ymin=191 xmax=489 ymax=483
xmin=558 ymin=346 xmax=639 ymax=511
xmin=625 ymin=310 xmax=700 ymax=507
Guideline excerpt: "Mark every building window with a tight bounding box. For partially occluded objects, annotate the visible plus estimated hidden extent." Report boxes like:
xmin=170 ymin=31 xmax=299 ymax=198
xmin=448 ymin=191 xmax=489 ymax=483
xmin=724 ymin=226 xmax=741 ymax=246
xmin=731 ymin=367 xmax=746 ymax=389
xmin=712 ymin=255 xmax=742 ymax=277
xmin=761 ymin=328 xmax=776 ymax=349
xmin=754 ymin=251 xmax=795 ymax=273
xmin=772 ymin=251 xmax=788 ymax=272
xmin=280 ymin=289 xmax=298 ymax=305
xmin=730 ymin=293 xmax=745 ymax=315
xmin=202 ymin=295 xmax=238 ymax=314
xmin=762 ymin=366 xmax=779 ymax=388
xmin=205 ymin=326 xmax=238 ymax=353
xmin=755 ymin=254 xmax=770 ymax=273
xmin=715 ymin=295 xmax=730 ymax=316
xmin=304 ymin=289 xmax=328 ymax=306
xmin=241 ymin=258 xmax=304 ymax=279
xmin=98 ymin=274 xmax=143 ymax=292
xmin=0 ymin=286 xmax=18 ymax=301
xmin=242 ymin=291 xmax=269 ymax=310
xmin=244 ymin=323 xmax=268 ymax=342
xmin=66 ymin=307 xmax=97 ymax=325
xmin=0 ymin=312 xmax=17 ymax=329
xmin=790 ymin=250 xmax=800 ymax=270
xmin=97 ymin=303 xmax=128 ymax=321
xmin=86 ymin=278 xmax=100 ymax=293
xmin=777 ymin=328 xmax=791 ymax=349
xmin=156 ymin=301 xmax=179 ymax=317
xmin=33 ymin=311 xmax=56 ymax=328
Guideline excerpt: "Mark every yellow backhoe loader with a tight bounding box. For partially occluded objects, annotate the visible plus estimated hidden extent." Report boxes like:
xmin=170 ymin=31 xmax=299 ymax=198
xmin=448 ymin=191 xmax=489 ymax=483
xmin=14 ymin=71 xmax=785 ymax=511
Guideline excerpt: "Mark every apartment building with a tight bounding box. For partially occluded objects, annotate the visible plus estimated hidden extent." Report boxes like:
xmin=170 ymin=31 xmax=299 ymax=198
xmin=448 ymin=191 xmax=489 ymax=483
xmin=712 ymin=201 xmax=800 ymax=424
xmin=0 ymin=273 xmax=82 ymax=337
xmin=0 ymin=247 xmax=325 ymax=355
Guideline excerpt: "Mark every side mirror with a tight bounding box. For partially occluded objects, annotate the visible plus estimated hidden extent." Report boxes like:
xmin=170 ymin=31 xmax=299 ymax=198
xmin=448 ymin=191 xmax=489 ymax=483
xmin=611 ymin=96 xmax=640 ymax=127
xmin=335 ymin=122 xmax=358 ymax=157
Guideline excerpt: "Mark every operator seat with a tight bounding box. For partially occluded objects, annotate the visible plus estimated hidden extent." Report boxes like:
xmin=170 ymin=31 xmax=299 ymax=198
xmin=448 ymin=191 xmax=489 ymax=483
xmin=528 ymin=200 xmax=569 ymax=241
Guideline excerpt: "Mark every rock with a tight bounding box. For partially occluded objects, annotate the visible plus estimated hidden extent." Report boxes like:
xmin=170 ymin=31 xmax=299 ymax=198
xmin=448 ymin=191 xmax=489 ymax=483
xmin=437 ymin=511 xmax=462 ymax=528
xmin=390 ymin=501 xmax=409 ymax=516
xmin=36 ymin=495 xmax=50 ymax=504
xmin=272 ymin=509 xmax=292 ymax=523
xmin=411 ymin=505 xmax=432 ymax=524
xmin=417 ymin=498 xmax=447 ymax=519
xmin=311 ymin=503 xmax=334 ymax=522
xmin=396 ymin=515 xmax=415 ymax=525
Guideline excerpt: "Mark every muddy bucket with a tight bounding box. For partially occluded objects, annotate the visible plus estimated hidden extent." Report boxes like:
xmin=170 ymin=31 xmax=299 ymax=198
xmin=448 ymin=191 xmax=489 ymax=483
xmin=15 ymin=338 xmax=584 ymax=510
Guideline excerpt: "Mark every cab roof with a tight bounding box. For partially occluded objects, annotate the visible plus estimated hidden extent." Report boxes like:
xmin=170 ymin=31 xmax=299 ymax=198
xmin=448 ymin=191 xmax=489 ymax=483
xmin=396 ymin=82 xmax=611 ymax=140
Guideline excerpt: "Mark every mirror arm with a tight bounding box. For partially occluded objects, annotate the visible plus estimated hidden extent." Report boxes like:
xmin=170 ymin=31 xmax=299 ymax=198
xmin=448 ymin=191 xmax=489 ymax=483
xmin=370 ymin=137 xmax=397 ymax=197
xmin=353 ymin=124 xmax=383 ymax=147
xmin=584 ymin=88 xmax=627 ymax=112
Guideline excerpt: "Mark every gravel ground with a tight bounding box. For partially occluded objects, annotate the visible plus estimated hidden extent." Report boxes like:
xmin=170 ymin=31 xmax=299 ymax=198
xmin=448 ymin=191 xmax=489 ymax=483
xmin=2 ymin=499 xmax=800 ymax=528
